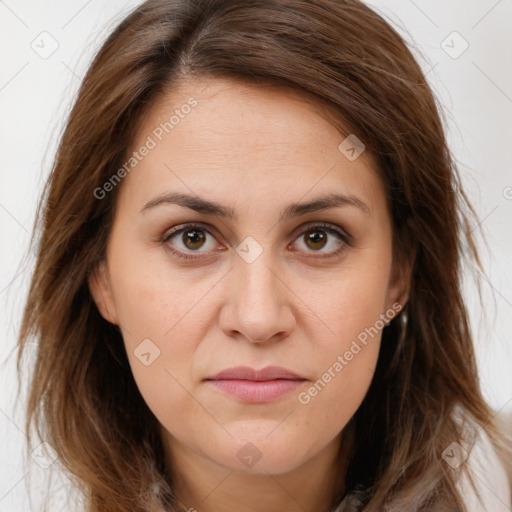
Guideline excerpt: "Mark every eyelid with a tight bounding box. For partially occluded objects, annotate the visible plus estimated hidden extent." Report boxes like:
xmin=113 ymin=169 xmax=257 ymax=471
xmin=162 ymin=221 xmax=220 ymax=242
xmin=291 ymin=221 xmax=351 ymax=244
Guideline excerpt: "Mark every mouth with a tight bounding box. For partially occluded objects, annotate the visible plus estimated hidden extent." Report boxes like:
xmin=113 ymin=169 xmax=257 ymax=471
xmin=204 ymin=366 xmax=307 ymax=403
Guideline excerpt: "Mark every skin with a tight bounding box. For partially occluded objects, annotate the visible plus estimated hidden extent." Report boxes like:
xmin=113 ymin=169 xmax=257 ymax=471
xmin=89 ymin=77 xmax=410 ymax=512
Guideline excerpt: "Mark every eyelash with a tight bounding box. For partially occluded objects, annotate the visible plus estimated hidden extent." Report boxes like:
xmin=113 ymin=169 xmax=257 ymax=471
xmin=161 ymin=222 xmax=350 ymax=261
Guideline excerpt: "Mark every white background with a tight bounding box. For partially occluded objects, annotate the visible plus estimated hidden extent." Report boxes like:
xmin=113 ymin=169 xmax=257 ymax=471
xmin=0 ymin=1 xmax=511 ymax=510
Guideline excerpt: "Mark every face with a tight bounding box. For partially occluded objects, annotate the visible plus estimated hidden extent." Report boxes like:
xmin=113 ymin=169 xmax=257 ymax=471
xmin=89 ymin=77 xmax=409 ymax=478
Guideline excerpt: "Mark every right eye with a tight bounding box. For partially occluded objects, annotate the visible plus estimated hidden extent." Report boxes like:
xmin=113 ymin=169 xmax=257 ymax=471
xmin=162 ymin=223 xmax=225 ymax=260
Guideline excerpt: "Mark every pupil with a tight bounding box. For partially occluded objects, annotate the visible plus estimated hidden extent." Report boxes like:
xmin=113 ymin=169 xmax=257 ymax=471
xmin=183 ymin=229 xmax=205 ymax=249
xmin=306 ymin=230 xmax=327 ymax=250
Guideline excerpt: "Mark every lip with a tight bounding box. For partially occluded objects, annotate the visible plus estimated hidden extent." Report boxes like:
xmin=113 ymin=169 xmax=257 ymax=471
xmin=207 ymin=365 xmax=305 ymax=381
xmin=204 ymin=366 xmax=306 ymax=403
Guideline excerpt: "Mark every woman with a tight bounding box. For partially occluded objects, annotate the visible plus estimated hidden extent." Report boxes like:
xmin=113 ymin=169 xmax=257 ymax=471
xmin=16 ymin=0 xmax=512 ymax=511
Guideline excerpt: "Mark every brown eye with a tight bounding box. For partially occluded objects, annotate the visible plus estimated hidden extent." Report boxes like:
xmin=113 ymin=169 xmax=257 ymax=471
xmin=163 ymin=223 xmax=220 ymax=260
xmin=304 ymin=229 xmax=328 ymax=251
xmin=181 ymin=229 xmax=207 ymax=250
xmin=162 ymin=222 xmax=349 ymax=262
xmin=292 ymin=223 xmax=348 ymax=257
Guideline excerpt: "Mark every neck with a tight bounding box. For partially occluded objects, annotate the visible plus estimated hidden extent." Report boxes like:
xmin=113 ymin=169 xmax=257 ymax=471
xmin=162 ymin=428 xmax=352 ymax=512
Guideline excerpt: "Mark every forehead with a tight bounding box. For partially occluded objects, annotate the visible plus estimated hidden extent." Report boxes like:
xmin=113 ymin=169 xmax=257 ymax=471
xmin=137 ymin=77 xmax=370 ymax=159
xmin=117 ymin=77 xmax=384 ymax=217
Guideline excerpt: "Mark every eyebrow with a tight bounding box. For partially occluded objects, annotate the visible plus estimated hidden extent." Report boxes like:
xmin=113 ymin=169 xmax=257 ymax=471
xmin=140 ymin=191 xmax=371 ymax=220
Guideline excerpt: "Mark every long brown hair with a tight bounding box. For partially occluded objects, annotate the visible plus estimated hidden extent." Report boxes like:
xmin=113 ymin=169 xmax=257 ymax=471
xmin=16 ymin=0 xmax=511 ymax=510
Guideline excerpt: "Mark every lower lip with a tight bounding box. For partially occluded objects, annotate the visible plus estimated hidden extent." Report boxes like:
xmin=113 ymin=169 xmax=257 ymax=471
xmin=205 ymin=379 xmax=305 ymax=403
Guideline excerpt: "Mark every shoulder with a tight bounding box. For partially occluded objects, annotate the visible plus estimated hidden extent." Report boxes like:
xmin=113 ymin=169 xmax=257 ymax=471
xmin=455 ymin=420 xmax=511 ymax=511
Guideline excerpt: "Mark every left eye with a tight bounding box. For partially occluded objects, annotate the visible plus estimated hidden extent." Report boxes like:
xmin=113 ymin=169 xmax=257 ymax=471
xmin=162 ymin=222 xmax=348 ymax=260
xmin=293 ymin=225 xmax=347 ymax=255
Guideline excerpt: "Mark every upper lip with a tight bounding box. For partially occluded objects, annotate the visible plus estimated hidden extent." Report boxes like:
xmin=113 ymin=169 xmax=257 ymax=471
xmin=206 ymin=366 xmax=305 ymax=381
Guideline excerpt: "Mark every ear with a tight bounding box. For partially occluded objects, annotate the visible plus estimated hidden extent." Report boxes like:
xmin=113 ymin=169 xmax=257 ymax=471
xmin=88 ymin=260 xmax=119 ymax=326
xmin=386 ymin=243 xmax=415 ymax=313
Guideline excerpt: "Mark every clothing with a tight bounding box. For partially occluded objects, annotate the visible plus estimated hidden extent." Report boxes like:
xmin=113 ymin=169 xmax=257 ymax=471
xmin=457 ymin=426 xmax=511 ymax=511
xmin=328 ymin=427 xmax=511 ymax=512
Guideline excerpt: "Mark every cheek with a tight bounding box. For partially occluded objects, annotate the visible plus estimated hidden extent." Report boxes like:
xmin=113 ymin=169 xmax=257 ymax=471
xmin=297 ymin=259 xmax=390 ymax=415
xmin=310 ymin=258 xmax=391 ymax=352
xmin=109 ymin=242 xmax=216 ymax=344
xmin=116 ymin=278 xmax=211 ymax=430
xmin=294 ymin=302 xmax=383 ymax=445
xmin=106 ymin=252 xmax=220 ymax=417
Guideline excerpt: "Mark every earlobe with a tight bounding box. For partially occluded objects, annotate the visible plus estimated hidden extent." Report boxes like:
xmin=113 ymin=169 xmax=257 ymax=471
xmin=88 ymin=260 xmax=119 ymax=326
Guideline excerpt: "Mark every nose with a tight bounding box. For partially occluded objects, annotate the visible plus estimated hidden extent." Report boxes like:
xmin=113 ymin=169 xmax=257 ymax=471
xmin=219 ymin=249 xmax=296 ymax=344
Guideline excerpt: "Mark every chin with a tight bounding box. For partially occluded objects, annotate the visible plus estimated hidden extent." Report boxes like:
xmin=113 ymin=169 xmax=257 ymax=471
xmin=206 ymin=434 xmax=313 ymax=475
